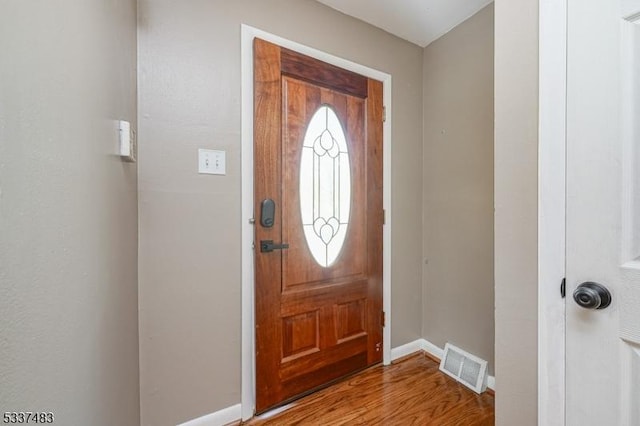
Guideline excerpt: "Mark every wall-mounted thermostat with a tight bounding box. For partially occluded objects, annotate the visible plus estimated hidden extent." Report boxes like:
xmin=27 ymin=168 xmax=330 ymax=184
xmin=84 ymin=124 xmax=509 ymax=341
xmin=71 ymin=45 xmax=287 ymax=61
xmin=118 ymin=120 xmax=136 ymax=162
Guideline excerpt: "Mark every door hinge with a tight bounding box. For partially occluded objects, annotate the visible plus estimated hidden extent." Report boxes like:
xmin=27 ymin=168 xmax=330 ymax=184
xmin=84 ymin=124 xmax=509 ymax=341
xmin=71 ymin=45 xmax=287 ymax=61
xmin=560 ymin=277 xmax=566 ymax=298
xmin=383 ymin=209 xmax=386 ymax=225
xmin=382 ymin=106 xmax=387 ymax=123
xmin=381 ymin=311 xmax=386 ymax=327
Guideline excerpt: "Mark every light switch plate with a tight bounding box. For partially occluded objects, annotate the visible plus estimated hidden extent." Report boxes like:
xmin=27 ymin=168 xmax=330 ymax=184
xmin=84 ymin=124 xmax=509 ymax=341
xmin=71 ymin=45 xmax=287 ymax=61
xmin=198 ymin=149 xmax=226 ymax=175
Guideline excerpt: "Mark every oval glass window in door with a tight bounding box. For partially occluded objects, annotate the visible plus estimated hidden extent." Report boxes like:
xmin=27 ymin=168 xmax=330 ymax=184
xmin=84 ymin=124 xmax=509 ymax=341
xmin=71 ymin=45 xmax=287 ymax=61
xmin=299 ymin=105 xmax=351 ymax=267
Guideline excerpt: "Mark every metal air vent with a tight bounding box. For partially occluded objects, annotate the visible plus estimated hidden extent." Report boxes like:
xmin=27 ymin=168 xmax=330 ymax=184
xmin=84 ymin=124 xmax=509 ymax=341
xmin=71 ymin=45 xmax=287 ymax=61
xmin=439 ymin=343 xmax=488 ymax=394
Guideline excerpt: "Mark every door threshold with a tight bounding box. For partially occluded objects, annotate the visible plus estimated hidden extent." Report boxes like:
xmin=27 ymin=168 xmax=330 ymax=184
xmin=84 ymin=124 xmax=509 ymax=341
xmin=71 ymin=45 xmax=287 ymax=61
xmin=253 ymin=362 xmax=381 ymax=418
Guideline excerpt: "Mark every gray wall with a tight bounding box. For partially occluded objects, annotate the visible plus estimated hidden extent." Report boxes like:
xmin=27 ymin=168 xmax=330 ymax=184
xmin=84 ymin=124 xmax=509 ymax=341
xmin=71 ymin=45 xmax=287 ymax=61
xmin=494 ymin=0 xmax=538 ymax=424
xmin=0 ymin=1 xmax=140 ymax=426
xmin=0 ymin=1 xmax=531 ymax=424
xmin=137 ymin=0 xmax=424 ymax=424
xmin=422 ymin=4 xmax=495 ymax=373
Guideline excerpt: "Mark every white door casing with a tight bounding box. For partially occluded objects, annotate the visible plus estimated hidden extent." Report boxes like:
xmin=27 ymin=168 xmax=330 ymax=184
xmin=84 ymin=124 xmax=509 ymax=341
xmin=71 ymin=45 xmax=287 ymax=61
xmin=566 ymin=0 xmax=640 ymax=425
xmin=538 ymin=0 xmax=567 ymax=424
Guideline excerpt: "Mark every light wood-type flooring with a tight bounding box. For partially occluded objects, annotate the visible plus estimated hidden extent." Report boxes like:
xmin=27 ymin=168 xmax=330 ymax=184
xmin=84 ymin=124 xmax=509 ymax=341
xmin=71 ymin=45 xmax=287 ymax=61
xmin=239 ymin=352 xmax=494 ymax=426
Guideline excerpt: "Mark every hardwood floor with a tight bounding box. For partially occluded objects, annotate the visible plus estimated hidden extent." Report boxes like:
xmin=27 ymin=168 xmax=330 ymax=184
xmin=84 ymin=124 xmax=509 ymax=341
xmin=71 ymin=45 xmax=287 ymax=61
xmin=239 ymin=352 xmax=494 ymax=425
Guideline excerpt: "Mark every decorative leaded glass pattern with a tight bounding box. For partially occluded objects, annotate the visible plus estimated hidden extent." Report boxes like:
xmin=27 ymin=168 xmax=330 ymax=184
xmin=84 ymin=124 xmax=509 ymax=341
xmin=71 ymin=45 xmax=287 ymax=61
xmin=300 ymin=105 xmax=351 ymax=267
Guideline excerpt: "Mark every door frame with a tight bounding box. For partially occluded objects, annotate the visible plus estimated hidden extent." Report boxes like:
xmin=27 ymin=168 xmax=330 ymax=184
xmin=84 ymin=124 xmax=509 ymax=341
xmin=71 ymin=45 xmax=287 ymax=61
xmin=538 ymin=0 xmax=567 ymax=424
xmin=240 ymin=24 xmax=393 ymax=421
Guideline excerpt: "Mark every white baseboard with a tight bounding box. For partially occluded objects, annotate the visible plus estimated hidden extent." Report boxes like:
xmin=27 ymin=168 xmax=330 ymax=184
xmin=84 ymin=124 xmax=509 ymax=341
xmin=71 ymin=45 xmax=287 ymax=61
xmin=421 ymin=339 xmax=444 ymax=360
xmin=487 ymin=375 xmax=495 ymax=390
xmin=177 ymin=404 xmax=242 ymax=426
xmin=391 ymin=339 xmax=495 ymax=392
xmin=390 ymin=339 xmax=426 ymax=361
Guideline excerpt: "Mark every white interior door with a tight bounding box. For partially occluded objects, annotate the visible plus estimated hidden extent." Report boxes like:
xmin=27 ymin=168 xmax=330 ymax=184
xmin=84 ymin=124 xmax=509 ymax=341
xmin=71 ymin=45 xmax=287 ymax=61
xmin=566 ymin=0 xmax=640 ymax=425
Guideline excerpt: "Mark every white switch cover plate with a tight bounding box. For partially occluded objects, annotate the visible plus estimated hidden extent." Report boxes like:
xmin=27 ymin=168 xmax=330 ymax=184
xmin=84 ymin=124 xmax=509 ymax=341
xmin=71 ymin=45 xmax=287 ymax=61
xmin=198 ymin=149 xmax=226 ymax=175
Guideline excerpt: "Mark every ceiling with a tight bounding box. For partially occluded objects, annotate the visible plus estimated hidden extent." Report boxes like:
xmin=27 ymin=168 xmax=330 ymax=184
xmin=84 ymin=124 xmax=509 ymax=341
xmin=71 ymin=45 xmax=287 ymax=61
xmin=315 ymin=0 xmax=493 ymax=47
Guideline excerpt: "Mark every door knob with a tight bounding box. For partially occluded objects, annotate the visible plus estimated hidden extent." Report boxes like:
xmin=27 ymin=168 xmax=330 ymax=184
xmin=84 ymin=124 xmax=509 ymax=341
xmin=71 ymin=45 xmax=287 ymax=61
xmin=573 ymin=281 xmax=612 ymax=310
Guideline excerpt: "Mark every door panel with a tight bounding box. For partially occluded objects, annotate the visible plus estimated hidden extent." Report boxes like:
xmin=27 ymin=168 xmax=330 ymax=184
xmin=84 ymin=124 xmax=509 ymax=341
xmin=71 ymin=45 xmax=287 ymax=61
xmin=254 ymin=38 xmax=383 ymax=414
xmin=281 ymin=77 xmax=367 ymax=288
xmin=566 ymin=0 xmax=640 ymax=424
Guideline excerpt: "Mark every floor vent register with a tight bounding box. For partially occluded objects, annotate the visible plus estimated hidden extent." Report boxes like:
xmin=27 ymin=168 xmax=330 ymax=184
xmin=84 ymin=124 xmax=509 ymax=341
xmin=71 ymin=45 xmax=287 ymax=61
xmin=439 ymin=343 xmax=488 ymax=394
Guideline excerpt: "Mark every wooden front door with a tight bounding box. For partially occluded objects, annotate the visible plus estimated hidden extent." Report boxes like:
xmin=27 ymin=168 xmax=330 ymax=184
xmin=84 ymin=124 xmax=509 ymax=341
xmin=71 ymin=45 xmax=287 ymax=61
xmin=253 ymin=38 xmax=384 ymax=413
